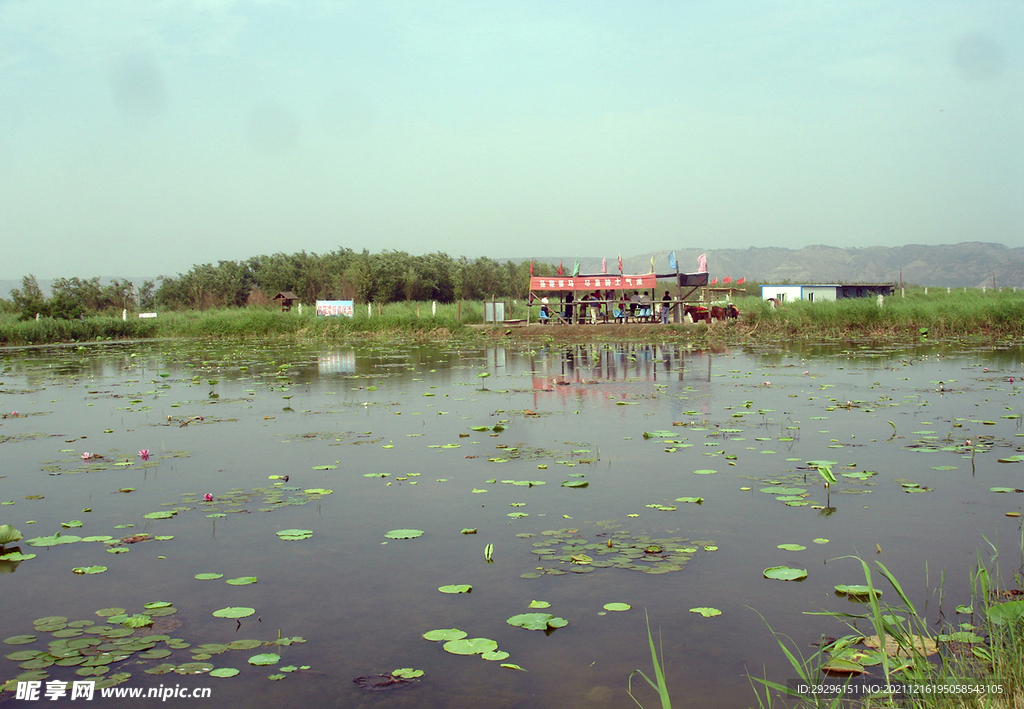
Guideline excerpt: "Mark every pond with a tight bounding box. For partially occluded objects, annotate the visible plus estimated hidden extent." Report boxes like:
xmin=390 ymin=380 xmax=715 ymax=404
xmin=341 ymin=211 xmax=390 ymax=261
xmin=1 ymin=339 xmax=1023 ymax=708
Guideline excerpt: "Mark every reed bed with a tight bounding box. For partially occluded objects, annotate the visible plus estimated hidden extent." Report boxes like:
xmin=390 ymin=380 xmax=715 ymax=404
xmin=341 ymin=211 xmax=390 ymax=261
xmin=4 ymin=290 xmax=1024 ymax=346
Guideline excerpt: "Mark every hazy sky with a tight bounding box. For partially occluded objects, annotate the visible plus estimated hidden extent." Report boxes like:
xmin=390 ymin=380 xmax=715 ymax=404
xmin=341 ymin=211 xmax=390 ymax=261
xmin=2 ymin=1 xmax=1021 ymax=279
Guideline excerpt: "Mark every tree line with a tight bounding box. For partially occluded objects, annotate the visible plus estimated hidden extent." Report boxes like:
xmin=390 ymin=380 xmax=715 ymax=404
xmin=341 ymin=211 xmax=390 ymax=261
xmin=5 ymin=249 xmax=558 ymax=319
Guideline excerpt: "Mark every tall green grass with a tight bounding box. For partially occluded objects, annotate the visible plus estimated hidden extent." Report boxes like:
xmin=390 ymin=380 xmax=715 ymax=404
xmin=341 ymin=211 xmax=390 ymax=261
xmin=751 ymin=545 xmax=1024 ymax=709
xmin=738 ymin=290 xmax=1024 ymax=339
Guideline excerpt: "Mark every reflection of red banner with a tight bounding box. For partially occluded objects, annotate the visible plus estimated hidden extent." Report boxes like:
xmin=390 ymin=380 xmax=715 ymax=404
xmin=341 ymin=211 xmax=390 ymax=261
xmin=530 ymin=274 xmax=658 ymax=291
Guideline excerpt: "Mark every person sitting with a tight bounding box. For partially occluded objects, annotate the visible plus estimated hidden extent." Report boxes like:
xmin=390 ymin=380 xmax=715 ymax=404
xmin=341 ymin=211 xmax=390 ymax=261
xmin=612 ymin=304 xmax=626 ymax=322
xmin=538 ymin=301 xmax=550 ymax=324
xmin=629 ymin=291 xmax=641 ymax=322
xmin=639 ymin=291 xmax=652 ymax=321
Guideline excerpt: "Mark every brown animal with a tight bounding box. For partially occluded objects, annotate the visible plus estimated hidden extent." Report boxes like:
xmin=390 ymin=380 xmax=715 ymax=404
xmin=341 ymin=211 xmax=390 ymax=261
xmin=683 ymin=305 xmax=711 ymax=323
xmin=710 ymin=304 xmax=740 ymax=321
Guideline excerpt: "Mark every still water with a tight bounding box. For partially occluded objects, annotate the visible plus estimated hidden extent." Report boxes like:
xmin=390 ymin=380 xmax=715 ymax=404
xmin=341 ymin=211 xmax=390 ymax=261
xmin=1 ymin=340 xmax=1022 ymax=708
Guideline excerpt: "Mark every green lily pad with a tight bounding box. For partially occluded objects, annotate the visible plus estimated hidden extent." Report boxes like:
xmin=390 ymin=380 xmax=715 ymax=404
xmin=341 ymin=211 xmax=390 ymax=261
xmin=693 ymin=469 xmax=717 ymax=475
xmin=777 ymin=544 xmax=806 ymax=552
xmin=835 ymin=584 xmax=882 ymax=598
xmin=423 ymin=628 xmax=467 ymax=642
xmin=528 ymin=600 xmax=551 ymax=609
xmin=501 ymin=663 xmax=527 ymax=671
xmin=209 ymin=668 xmax=240 ymax=678
xmin=506 ymin=613 xmax=568 ymax=630
xmin=561 ymin=480 xmax=589 ymax=488
xmin=248 ymin=653 xmax=280 ymax=666
xmin=195 ymin=573 xmax=224 ymax=580
xmin=72 ymin=566 xmax=107 ymax=575
xmin=3 ymin=635 xmax=37 ymax=645
xmin=225 ymin=577 xmax=257 ymax=586
xmin=438 ymin=584 xmax=472 ymax=594
xmin=443 ymin=637 xmax=498 ymax=655
xmin=384 ymin=529 xmax=424 ymax=539
xmin=25 ymin=532 xmax=81 ymax=547
xmin=481 ymin=651 xmax=510 ymax=661
xmin=212 ymin=607 xmax=255 ymax=619
xmin=392 ymin=667 xmax=424 ymax=678
xmin=689 ymin=607 xmax=722 ymax=617
xmin=276 ymin=529 xmax=314 ymax=540
xmin=763 ymin=566 xmax=808 ymax=581
xmin=602 ymin=603 xmax=631 ymax=612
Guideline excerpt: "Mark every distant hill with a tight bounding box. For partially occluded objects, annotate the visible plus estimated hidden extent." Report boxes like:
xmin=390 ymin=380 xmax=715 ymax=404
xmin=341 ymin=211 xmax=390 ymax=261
xmin=510 ymin=243 xmax=1024 ymax=289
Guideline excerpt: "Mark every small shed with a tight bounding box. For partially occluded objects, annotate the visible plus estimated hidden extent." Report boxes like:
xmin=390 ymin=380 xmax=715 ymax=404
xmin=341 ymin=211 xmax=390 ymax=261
xmin=273 ymin=291 xmax=300 ymax=312
xmin=760 ymin=283 xmax=896 ymax=303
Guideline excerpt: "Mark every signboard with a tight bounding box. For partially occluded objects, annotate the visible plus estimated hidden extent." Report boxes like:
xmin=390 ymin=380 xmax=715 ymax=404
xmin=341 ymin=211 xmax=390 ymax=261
xmin=316 ymin=300 xmax=354 ymax=317
xmin=529 ymin=274 xmax=658 ymax=291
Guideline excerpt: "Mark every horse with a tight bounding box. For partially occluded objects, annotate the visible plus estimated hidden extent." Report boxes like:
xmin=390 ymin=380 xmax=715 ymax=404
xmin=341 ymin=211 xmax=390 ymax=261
xmin=683 ymin=305 xmax=711 ymax=323
xmin=710 ymin=304 xmax=740 ymax=321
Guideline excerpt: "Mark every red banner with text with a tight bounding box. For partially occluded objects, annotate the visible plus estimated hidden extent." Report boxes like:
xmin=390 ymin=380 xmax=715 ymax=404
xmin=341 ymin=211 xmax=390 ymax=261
xmin=530 ymin=274 xmax=659 ymax=292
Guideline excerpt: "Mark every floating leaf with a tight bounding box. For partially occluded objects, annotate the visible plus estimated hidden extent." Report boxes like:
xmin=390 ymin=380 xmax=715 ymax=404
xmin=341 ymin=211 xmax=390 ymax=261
xmin=777 ymin=544 xmax=806 ymax=552
xmin=689 ymin=607 xmax=722 ymax=617
xmin=195 ymin=573 xmax=224 ymax=580
xmin=501 ymin=663 xmax=527 ymax=671
xmin=692 ymin=469 xmax=717 ymax=475
xmin=392 ymin=667 xmax=424 ymax=678
xmin=212 ymin=607 xmax=255 ymax=619
xmin=423 ymin=628 xmax=467 ymax=642
xmin=209 ymin=668 xmax=239 ymax=678
xmin=835 ymin=584 xmax=882 ymax=598
xmin=384 ymin=529 xmax=423 ymax=539
xmin=602 ymin=603 xmax=631 ymax=612
xmin=438 ymin=584 xmax=472 ymax=594
xmin=506 ymin=613 xmax=568 ymax=631
xmin=763 ymin=566 xmax=807 ymax=581
xmin=248 ymin=653 xmax=281 ymax=666
xmin=528 ymin=600 xmax=551 ymax=609
xmin=225 ymin=577 xmax=257 ymax=586
xmin=560 ymin=481 xmax=588 ymax=488
xmin=443 ymin=637 xmax=498 ymax=655
xmin=72 ymin=566 xmax=107 ymax=575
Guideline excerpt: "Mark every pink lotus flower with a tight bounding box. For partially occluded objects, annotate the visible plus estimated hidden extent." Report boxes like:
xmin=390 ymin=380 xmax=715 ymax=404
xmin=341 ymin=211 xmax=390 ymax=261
xmin=138 ymin=449 xmax=150 ymax=460
xmin=204 ymin=493 xmax=214 ymax=502
xmin=10 ymin=411 xmax=17 ymax=417
xmin=81 ymin=452 xmax=91 ymax=460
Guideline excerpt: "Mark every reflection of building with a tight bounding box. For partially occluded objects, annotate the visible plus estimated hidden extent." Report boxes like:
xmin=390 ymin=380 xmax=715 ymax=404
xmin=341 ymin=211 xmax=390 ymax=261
xmin=760 ymin=283 xmax=896 ymax=303
xmin=317 ymin=350 xmax=356 ymax=374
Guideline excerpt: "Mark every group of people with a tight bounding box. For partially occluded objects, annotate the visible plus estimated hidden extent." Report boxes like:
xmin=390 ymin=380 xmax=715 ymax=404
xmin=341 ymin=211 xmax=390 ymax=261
xmin=538 ymin=290 xmax=676 ymax=324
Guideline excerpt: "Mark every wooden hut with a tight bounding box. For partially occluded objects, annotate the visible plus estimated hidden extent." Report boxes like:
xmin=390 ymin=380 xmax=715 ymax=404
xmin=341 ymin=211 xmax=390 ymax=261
xmin=273 ymin=291 xmax=300 ymax=312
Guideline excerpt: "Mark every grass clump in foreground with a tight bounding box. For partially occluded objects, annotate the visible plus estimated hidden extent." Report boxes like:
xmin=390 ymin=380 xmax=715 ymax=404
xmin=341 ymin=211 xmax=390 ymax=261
xmin=750 ymin=547 xmax=1023 ymax=708
xmin=628 ymin=611 xmax=672 ymax=709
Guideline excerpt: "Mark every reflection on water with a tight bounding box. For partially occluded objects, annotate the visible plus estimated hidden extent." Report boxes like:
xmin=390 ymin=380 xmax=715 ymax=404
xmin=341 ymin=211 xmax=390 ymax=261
xmin=1 ymin=340 xmax=1023 ymax=708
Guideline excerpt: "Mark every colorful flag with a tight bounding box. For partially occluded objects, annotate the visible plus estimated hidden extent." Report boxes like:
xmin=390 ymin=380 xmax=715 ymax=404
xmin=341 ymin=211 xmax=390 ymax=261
xmin=668 ymin=251 xmax=677 ymax=271
xmin=649 ymin=256 xmax=655 ymax=273
xmin=697 ymin=253 xmax=707 ymax=273
xmin=572 ymin=258 xmax=580 ymax=277
xmin=557 ymin=260 xmax=564 ymax=276
xmin=710 ymin=277 xmax=718 ymax=285
xmin=723 ymin=276 xmax=732 ymax=284
xmin=601 ymin=257 xmax=607 ymax=274
xmin=617 ymin=254 xmax=623 ymax=274
xmin=529 ymin=259 xmax=534 ymax=276
xmin=736 ymin=277 xmax=745 ymax=284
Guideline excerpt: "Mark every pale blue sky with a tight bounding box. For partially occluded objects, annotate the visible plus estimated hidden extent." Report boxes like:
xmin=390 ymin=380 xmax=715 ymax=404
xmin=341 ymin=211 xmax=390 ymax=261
xmin=1 ymin=0 xmax=1021 ymax=279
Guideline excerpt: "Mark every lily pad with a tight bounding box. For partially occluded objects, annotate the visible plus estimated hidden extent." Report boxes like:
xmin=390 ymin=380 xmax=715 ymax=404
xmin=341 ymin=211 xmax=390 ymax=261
xmin=763 ymin=566 xmax=808 ymax=581
xmin=209 ymin=668 xmax=240 ymax=678
xmin=225 ymin=577 xmax=258 ymax=586
xmin=506 ymin=613 xmax=568 ymax=631
xmin=602 ymin=603 xmax=631 ymax=612
xmin=689 ymin=607 xmax=722 ymax=617
xmin=195 ymin=573 xmax=224 ymax=580
xmin=438 ymin=584 xmax=472 ymax=594
xmin=212 ymin=607 xmax=255 ymax=619
xmin=423 ymin=628 xmax=467 ymax=642
xmin=384 ymin=529 xmax=424 ymax=539
xmin=276 ymin=529 xmax=314 ymax=541
xmin=248 ymin=653 xmax=281 ymax=666
xmin=443 ymin=637 xmax=498 ymax=655
xmin=72 ymin=566 xmax=108 ymax=575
